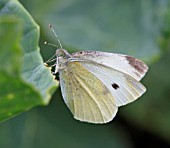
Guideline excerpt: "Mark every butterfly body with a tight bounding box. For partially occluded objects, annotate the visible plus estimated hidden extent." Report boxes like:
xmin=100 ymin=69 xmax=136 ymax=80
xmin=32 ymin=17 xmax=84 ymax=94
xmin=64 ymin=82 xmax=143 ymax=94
xmin=53 ymin=49 xmax=148 ymax=124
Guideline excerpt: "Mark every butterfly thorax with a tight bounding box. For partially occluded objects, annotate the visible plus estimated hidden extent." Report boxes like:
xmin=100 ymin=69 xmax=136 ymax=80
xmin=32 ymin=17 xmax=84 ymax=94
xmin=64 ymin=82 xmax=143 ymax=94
xmin=54 ymin=49 xmax=72 ymax=73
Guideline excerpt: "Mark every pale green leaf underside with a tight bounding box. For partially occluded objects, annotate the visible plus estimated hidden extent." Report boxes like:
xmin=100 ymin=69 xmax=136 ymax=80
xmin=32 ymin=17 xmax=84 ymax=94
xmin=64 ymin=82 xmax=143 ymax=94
xmin=0 ymin=0 xmax=58 ymax=122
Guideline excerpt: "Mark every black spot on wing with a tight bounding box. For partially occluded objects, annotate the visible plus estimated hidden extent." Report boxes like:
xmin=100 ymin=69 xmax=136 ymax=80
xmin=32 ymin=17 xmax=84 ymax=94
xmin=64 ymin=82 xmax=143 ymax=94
xmin=112 ymin=83 xmax=119 ymax=90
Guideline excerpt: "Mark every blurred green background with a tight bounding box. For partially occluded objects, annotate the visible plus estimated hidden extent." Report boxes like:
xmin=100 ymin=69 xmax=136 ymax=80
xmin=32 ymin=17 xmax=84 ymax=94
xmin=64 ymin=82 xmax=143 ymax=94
xmin=0 ymin=0 xmax=170 ymax=147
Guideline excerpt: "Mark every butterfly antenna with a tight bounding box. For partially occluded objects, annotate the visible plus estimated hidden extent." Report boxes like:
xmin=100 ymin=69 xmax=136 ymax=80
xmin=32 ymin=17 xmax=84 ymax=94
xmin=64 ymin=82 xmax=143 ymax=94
xmin=49 ymin=24 xmax=63 ymax=49
xmin=44 ymin=41 xmax=58 ymax=48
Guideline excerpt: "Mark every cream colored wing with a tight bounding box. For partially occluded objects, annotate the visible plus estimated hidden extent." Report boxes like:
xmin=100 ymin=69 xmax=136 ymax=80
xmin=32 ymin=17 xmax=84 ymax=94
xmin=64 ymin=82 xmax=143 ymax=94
xmin=72 ymin=51 xmax=148 ymax=81
xmin=78 ymin=61 xmax=146 ymax=107
xmin=59 ymin=62 xmax=118 ymax=124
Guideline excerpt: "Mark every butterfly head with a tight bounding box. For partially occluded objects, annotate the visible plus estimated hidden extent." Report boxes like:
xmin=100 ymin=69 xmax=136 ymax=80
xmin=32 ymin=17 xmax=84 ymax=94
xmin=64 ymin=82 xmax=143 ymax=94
xmin=54 ymin=49 xmax=72 ymax=73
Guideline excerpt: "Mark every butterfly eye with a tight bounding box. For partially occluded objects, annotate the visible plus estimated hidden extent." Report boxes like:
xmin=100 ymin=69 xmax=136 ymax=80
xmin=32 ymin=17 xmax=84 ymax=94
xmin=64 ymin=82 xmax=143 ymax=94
xmin=56 ymin=49 xmax=65 ymax=57
xmin=112 ymin=83 xmax=119 ymax=90
xmin=59 ymin=52 xmax=65 ymax=57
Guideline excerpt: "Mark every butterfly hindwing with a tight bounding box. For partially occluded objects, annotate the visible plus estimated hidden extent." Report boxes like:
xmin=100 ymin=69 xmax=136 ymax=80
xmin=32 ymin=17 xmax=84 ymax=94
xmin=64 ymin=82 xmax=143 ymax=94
xmin=59 ymin=62 xmax=118 ymax=123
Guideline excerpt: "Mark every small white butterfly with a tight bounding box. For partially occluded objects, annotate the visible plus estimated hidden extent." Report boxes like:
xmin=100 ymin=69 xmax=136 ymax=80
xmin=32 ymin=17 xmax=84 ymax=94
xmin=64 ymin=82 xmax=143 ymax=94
xmin=45 ymin=25 xmax=148 ymax=124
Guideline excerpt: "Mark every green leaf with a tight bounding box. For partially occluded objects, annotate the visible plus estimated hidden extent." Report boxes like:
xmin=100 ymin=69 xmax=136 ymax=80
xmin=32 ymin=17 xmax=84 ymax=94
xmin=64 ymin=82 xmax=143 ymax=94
xmin=0 ymin=0 xmax=58 ymax=122
xmin=0 ymin=17 xmax=40 ymax=121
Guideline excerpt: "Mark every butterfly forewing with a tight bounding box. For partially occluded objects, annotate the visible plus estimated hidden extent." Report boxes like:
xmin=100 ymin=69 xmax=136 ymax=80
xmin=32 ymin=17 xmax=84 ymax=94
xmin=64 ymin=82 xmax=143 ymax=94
xmin=72 ymin=51 xmax=148 ymax=81
xmin=60 ymin=62 xmax=118 ymax=123
xmin=77 ymin=61 xmax=146 ymax=107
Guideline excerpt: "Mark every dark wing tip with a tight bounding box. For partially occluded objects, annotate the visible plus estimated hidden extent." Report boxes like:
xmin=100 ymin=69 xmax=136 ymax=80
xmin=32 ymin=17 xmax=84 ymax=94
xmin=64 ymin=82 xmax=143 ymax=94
xmin=125 ymin=56 xmax=148 ymax=75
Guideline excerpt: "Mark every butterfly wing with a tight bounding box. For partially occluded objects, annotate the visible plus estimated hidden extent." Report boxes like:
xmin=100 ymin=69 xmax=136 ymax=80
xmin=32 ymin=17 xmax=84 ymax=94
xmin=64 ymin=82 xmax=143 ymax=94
xmin=59 ymin=62 xmax=118 ymax=123
xmin=75 ymin=61 xmax=146 ymax=107
xmin=72 ymin=51 xmax=148 ymax=81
